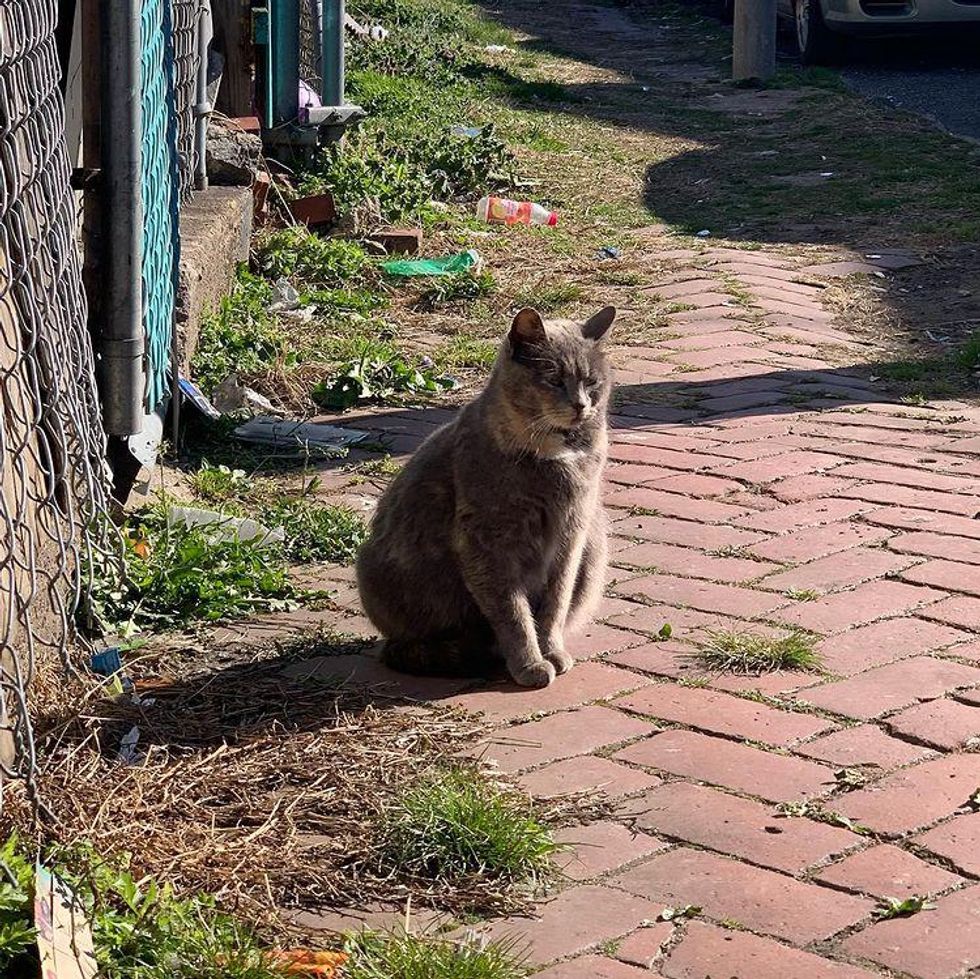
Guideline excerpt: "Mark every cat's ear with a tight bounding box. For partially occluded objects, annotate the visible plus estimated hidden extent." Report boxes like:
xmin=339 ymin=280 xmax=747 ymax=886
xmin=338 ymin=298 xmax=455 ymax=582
xmin=583 ymin=306 xmax=616 ymax=341
xmin=510 ymin=308 xmax=546 ymax=346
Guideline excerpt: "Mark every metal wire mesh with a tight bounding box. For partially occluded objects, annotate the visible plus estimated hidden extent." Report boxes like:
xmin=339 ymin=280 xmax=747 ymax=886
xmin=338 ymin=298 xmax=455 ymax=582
xmin=299 ymin=0 xmax=322 ymax=88
xmin=141 ymin=0 xmax=182 ymax=412
xmin=0 ymin=0 xmax=116 ymax=813
xmin=171 ymin=0 xmax=204 ymax=203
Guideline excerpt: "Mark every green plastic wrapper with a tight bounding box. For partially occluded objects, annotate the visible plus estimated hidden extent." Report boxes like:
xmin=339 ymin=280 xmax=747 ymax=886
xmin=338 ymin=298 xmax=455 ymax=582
xmin=382 ymin=249 xmax=480 ymax=277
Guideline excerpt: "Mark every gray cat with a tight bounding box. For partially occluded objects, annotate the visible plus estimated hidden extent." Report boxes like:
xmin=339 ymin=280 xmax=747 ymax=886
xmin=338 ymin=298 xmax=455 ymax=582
xmin=356 ymin=305 xmax=616 ymax=688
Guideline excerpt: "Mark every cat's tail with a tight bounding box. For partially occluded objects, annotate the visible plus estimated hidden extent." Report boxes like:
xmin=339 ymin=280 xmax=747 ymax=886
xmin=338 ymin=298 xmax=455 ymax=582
xmin=380 ymin=631 xmax=501 ymax=678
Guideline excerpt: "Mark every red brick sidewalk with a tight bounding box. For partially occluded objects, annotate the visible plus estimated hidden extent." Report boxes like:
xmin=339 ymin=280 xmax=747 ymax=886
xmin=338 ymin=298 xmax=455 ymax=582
xmin=292 ymin=240 xmax=980 ymax=977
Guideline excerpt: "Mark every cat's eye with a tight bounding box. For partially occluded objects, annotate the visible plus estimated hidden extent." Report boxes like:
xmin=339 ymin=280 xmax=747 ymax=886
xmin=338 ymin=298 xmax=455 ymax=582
xmin=545 ymin=377 xmax=563 ymax=388
xmin=585 ymin=377 xmax=599 ymax=388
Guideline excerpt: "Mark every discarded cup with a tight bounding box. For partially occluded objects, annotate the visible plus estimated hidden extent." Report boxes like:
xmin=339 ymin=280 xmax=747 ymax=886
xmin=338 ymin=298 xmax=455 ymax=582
xmin=476 ymin=195 xmax=557 ymax=227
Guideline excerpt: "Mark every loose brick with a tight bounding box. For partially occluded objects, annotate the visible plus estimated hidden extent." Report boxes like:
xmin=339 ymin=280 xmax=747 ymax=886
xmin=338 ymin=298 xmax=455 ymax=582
xmin=615 ymin=924 xmax=674 ymax=970
xmin=923 ymin=593 xmax=980 ymax=630
xmin=445 ymin=663 xmax=652 ymax=722
xmin=863 ymin=506 xmax=980 ymax=540
xmin=474 ymin=885 xmax=662 ymax=965
xmin=613 ymin=540 xmax=777 ymax=584
xmin=814 ymin=617 xmax=970 ymax=675
xmin=893 ymin=534 xmax=980 ymax=565
xmin=604 ymin=487 xmax=750 ymax=523
xmin=615 ymin=684 xmax=832 ymax=746
xmin=886 ymin=697 xmax=980 ymax=750
xmin=624 ymin=782 xmax=859 ymax=873
xmin=797 ymin=724 xmax=933 ymax=769
xmin=803 ymin=656 xmax=980 ymax=720
xmin=777 ymin=580 xmax=945 ymax=635
xmin=519 ymin=756 xmax=662 ymax=801
xmin=554 ymin=822 xmax=667 ymax=880
xmin=915 ymin=812 xmax=980 ymax=876
xmin=534 ymin=955 xmax=652 ymax=979
xmin=734 ymin=498 xmax=873 ymax=534
xmin=614 ymin=848 xmax=872 ymax=944
xmin=837 ymin=754 xmax=980 ymax=835
xmin=816 ymin=844 xmax=963 ymax=898
xmin=611 ymin=513 xmax=767 ymax=550
xmin=613 ymin=575 xmax=786 ymax=619
xmin=662 ymin=920 xmax=878 ymax=979
xmin=747 ymin=521 xmax=891 ymax=564
xmin=758 ymin=546 xmax=914 ymax=595
xmin=614 ymin=729 xmax=832 ymax=802
xmin=902 ymin=560 xmax=980 ymax=597
xmin=472 ymin=706 xmax=657 ymax=773
xmin=842 ymin=885 xmax=980 ymax=979
xmin=709 ymin=451 xmax=845 ymax=485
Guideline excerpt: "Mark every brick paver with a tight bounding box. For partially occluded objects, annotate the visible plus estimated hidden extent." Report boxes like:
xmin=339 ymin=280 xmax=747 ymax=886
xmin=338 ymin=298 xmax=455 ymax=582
xmin=300 ymin=13 xmax=980 ymax=966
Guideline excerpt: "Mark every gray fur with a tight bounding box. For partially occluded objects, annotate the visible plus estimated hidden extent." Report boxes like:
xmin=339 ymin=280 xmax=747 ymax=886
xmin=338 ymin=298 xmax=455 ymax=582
xmin=356 ymin=306 xmax=615 ymax=688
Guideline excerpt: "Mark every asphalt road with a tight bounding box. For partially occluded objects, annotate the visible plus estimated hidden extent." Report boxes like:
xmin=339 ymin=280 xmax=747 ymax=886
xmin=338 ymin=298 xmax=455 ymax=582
xmin=839 ymin=36 xmax=980 ymax=142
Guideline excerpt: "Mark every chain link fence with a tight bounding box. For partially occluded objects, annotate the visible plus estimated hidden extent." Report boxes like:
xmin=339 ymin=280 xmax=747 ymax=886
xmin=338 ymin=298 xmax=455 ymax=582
xmin=300 ymin=0 xmax=322 ymax=90
xmin=0 ymin=0 xmax=116 ymax=813
xmin=171 ymin=0 xmax=203 ymax=203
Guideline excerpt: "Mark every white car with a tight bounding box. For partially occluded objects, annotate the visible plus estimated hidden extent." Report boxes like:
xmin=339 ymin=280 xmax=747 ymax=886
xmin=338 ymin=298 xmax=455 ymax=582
xmin=781 ymin=0 xmax=980 ymax=63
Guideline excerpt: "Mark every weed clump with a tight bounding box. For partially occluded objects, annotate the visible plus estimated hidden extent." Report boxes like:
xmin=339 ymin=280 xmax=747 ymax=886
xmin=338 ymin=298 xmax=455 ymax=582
xmin=256 ymin=228 xmax=369 ymax=288
xmin=260 ymin=497 xmax=368 ymax=564
xmin=380 ymin=767 xmax=559 ymax=887
xmin=694 ymin=630 xmax=822 ymax=675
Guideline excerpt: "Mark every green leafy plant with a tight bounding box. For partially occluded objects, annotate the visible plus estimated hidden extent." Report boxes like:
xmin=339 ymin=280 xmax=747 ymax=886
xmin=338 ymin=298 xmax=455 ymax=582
xmin=342 ymin=930 xmax=528 ymax=979
xmin=380 ymin=767 xmax=560 ymax=886
xmin=189 ymin=461 xmax=253 ymax=503
xmin=313 ymin=344 xmax=457 ymax=409
xmin=259 ymin=495 xmax=368 ymax=564
xmin=435 ymin=334 xmax=498 ymax=370
xmin=0 ymin=835 xmax=35 ymax=972
xmin=85 ymin=506 xmax=294 ymax=635
xmin=256 ymin=228 xmax=369 ymax=288
xmin=694 ymin=630 xmax=822 ymax=675
xmin=192 ymin=269 xmax=286 ymax=394
xmin=873 ymin=895 xmax=936 ymax=920
xmin=417 ymin=270 xmax=495 ymax=311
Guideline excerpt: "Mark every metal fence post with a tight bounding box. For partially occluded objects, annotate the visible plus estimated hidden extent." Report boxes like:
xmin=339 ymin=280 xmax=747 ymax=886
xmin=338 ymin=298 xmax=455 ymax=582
xmin=322 ymin=0 xmax=343 ymax=108
xmin=270 ymin=0 xmax=299 ymax=127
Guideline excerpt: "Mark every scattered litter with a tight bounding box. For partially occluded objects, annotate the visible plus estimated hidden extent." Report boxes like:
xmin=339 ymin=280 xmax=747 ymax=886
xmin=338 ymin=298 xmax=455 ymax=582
xmin=819 ymin=171 xmax=834 ymax=177
xmin=476 ymin=195 xmax=557 ymax=226
xmin=269 ymin=277 xmax=301 ymax=310
xmin=484 ymin=44 xmax=512 ymax=53
xmin=90 ymin=647 xmax=122 ymax=676
xmin=597 ymin=245 xmax=621 ymax=260
xmin=657 ymin=904 xmax=701 ymax=922
xmin=869 ymin=374 xmax=879 ymax=382
xmin=271 ymin=949 xmax=349 ymax=977
xmin=383 ymin=249 xmax=482 ymax=277
xmin=695 ymin=229 xmax=711 ymax=238
xmin=167 ymin=504 xmax=285 ymax=546
xmin=213 ymin=375 xmax=285 ymax=417
xmin=451 ymin=125 xmax=485 ymax=138
xmin=178 ymin=377 xmax=221 ymax=419
xmin=865 ymin=253 xmax=883 ymax=260
xmin=299 ymin=79 xmax=322 ymax=109
xmin=756 ymin=149 xmax=779 ymax=157
xmin=117 ymin=726 xmax=142 ymax=765
xmin=233 ymin=415 xmax=370 ymax=454
xmin=926 ymin=331 xmax=951 ymax=344
xmin=34 ymin=863 xmax=99 ymax=979
xmin=345 ymin=14 xmax=388 ymax=41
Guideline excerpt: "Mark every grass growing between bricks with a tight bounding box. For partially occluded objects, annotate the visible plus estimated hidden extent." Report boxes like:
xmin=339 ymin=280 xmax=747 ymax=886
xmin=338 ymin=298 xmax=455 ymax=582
xmin=694 ymin=630 xmax=823 ymax=675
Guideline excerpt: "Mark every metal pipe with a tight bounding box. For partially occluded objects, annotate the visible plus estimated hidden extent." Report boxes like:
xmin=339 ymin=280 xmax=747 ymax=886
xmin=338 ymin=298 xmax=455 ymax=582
xmin=99 ymin=0 xmax=144 ymax=435
xmin=322 ymin=0 xmax=343 ymax=107
xmin=194 ymin=0 xmax=213 ymax=190
xmin=270 ymin=0 xmax=299 ymax=126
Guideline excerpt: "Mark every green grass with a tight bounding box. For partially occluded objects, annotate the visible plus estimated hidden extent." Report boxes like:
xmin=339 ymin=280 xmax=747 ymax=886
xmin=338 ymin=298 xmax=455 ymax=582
xmin=418 ymin=270 xmax=496 ymax=311
xmin=341 ymin=930 xmax=528 ymax=979
xmin=380 ymin=767 xmax=560 ymax=886
xmin=512 ymin=281 xmax=582 ymax=314
xmin=435 ymin=333 xmax=499 ymax=370
xmin=348 ymin=454 xmax=404 ymax=481
xmin=785 ymin=588 xmax=820 ymax=602
xmin=256 ymin=227 xmax=370 ymax=288
xmin=694 ymin=630 xmax=823 ymax=675
xmin=0 ymin=836 xmax=288 ymax=979
xmin=189 ymin=461 xmax=253 ymax=503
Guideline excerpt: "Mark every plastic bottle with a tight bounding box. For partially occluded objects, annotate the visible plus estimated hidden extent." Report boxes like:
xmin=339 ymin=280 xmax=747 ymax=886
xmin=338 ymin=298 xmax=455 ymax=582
xmin=476 ymin=195 xmax=558 ymax=227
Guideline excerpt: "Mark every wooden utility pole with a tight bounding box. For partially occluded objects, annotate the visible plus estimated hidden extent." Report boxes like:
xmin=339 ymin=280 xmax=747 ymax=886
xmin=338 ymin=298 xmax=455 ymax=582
xmin=732 ymin=0 xmax=776 ymax=82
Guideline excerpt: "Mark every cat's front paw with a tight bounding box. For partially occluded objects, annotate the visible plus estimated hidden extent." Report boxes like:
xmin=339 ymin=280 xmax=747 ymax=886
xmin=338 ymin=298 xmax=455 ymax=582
xmin=544 ymin=644 xmax=574 ymax=675
xmin=510 ymin=658 xmax=556 ymax=688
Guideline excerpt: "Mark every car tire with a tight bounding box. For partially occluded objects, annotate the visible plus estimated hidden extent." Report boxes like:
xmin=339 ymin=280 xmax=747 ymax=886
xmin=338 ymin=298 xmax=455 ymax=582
xmin=794 ymin=0 xmax=840 ymax=64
